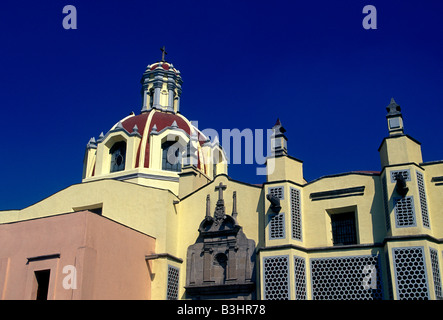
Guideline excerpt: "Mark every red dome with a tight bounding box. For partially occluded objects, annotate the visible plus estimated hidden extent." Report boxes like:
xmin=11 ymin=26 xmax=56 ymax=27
xmin=120 ymin=110 xmax=205 ymax=169
xmin=148 ymin=62 xmax=179 ymax=74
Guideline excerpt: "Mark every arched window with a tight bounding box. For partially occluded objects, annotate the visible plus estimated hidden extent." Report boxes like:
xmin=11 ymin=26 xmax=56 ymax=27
xmin=213 ymin=157 xmax=217 ymax=177
xmin=110 ymin=141 xmax=126 ymax=173
xmin=162 ymin=140 xmax=182 ymax=172
xmin=213 ymin=150 xmax=222 ymax=177
xmin=149 ymin=88 xmax=154 ymax=109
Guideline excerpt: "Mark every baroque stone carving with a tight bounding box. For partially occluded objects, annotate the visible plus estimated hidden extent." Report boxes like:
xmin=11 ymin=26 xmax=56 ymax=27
xmin=185 ymin=184 xmax=256 ymax=300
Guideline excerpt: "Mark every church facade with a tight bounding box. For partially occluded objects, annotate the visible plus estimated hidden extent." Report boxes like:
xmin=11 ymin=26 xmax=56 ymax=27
xmin=0 ymin=55 xmax=442 ymax=300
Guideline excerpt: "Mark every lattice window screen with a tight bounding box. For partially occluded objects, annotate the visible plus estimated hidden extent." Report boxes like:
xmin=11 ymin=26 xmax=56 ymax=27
xmin=392 ymin=247 xmax=429 ymax=300
xmin=290 ymin=188 xmax=302 ymax=241
xmin=390 ymin=169 xmax=411 ymax=183
xmin=394 ymin=196 xmax=416 ymax=227
xmin=269 ymin=212 xmax=285 ymax=239
xmin=166 ymin=265 xmax=180 ymax=300
xmin=294 ymin=256 xmax=307 ymax=300
xmin=263 ymin=256 xmax=290 ymax=300
xmin=416 ymin=171 xmax=430 ymax=228
xmin=269 ymin=186 xmax=284 ymax=200
xmin=430 ymin=248 xmax=442 ymax=300
xmin=382 ymin=175 xmax=391 ymax=231
xmin=310 ymin=255 xmax=383 ymax=300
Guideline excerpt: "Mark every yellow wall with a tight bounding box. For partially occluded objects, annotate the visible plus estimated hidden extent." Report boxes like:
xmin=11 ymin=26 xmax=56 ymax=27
xmin=263 ymin=173 xmax=386 ymax=249
xmin=422 ymin=162 xmax=443 ymax=239
xmin=379 ymin=135 xmax=423 ymax=168
xmin=266 ymin=155 xmax=304 ymax=184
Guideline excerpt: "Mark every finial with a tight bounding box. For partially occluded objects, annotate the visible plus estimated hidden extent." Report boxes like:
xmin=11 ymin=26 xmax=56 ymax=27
xmin=271 ymin=118 xmax=288 ymax=156
xmin=206 ymin=194 xmax=211 ymax=218
xmin=232 ymin=191 xmax=238 ymax=220
xmin=87 ymin=137 xmax=97 ymax=149
xmin=115 ymin=121 xmax=124 ymax=130
xmin=272 ymin=118 xmax=286 ymax=134
xmin=160 ymin=46 xmax=167 ymax=62
xmin=386 ymin=97 xmax=401 ymax=115
xmin=386 ymin=97 xmax=404 ymax=136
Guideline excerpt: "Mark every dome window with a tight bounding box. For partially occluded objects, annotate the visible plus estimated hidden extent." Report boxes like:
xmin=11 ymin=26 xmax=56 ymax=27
xmin=162 ymin=140 xmax=183 ymax=172
xmin=110 ymin=141 xmax=126 ymax=173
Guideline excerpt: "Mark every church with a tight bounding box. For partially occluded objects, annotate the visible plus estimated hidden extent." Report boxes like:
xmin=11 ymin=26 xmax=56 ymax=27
xmin=0 ymin=52 xmax=442 ymax=300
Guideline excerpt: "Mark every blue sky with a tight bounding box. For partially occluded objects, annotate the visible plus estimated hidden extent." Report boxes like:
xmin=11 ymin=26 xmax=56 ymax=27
xmin=0 ymin=0 xmax=442 ymax=210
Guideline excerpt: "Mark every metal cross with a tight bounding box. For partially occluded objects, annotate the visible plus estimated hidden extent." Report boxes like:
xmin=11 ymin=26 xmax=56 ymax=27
xmin=215 ymin=182 xmax=227 ymax=201
xmin=160 ymin=46 xmax=167 ymax=62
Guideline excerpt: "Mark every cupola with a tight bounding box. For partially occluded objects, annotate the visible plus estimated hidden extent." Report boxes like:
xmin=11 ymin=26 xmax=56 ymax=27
xmin=140 ymin=47 xmax=183 ymax=114
xmin=82 ymin=51 xmax=228 ymax=196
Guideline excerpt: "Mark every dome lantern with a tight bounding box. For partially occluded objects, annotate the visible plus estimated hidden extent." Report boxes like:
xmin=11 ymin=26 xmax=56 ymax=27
xmin=140 ymin=47 xmax=183 ymax=114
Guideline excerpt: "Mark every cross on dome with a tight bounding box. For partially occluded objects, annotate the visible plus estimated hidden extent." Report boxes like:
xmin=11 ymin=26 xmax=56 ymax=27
xmin=160 ymin=46 xmax=167 ymax=62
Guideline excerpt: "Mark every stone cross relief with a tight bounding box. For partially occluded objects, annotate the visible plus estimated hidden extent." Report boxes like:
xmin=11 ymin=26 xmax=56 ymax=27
xmin=214 ymin=182 xmax=227 ymax=222
xmin=215 ymin=182 xmax=227 ymax=201
xmin=205 ymin=182 xmax=238 ymax=225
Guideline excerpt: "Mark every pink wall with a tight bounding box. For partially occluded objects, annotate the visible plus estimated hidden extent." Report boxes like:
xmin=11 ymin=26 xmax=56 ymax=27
xmin=0 ymin=211 xmax=155 ymax=300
